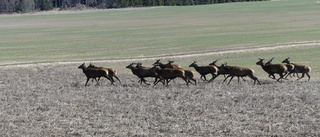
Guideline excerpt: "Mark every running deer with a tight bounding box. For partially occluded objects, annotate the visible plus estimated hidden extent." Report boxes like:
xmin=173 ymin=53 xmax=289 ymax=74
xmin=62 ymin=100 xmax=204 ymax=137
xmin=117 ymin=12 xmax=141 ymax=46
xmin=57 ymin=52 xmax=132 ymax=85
xmin=126 ymin=63 xmax=159 ymax=85
xmin=78 ymin=63 xmax=114 ymax=86
xmin=87 ymin=63 xmax=121 ymax=84
xmin=256 ymin=58 xmax=288 ymax=81
xmin=219 ymin=63 xmax=261 ymax=85
xmin=189 ymin=61 xmax=219 ymax=82
xmin=209 ymin=59 xmax=246 ymax=82
xmin=282 ymin=57 xmax=311 ymax=81
xmin=153 ymin=67 xmax=189 ymax=86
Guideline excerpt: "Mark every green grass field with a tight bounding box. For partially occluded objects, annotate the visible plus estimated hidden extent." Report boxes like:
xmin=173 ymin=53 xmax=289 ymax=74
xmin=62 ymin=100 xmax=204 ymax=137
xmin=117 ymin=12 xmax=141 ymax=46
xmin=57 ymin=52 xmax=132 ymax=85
xmin=0 ymin=0 xmax=319 ymax=67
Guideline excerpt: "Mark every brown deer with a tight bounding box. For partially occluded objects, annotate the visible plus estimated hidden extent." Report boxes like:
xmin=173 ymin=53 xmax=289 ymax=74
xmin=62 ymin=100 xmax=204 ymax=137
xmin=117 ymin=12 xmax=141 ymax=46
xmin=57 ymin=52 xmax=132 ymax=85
xmin=282 ymin=57 xmax=311 ymax=81
xmin=126 ymin=63 xmax=159 ymax=85
xmin=78 ymin=63 xmax=114 ymax=86
xmin=256 ymin=58 xmax=288 ymax=81
xmin=219 ymin=63 xmax=261 ymax=85
xmin=153 ymin=67 xmax=189 ymax=86
xmin=265 ymin=57 xmax=295 ymax=78
xmin=209 ymin=59 xmax=246 ymax=82
xmin=189 ymin=61 xmax=219 ymax=82
xmin=165 ymin=61 xmax=197 ymax=85
xmin=87 ymin=63 xmax=121 ymax=84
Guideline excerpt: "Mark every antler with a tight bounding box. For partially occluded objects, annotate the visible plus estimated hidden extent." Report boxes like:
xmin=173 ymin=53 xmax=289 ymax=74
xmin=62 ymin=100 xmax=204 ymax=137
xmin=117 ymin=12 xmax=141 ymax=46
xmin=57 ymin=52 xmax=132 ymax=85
xmin=266 ymin=57 xmax=275 ymax=64
xmin=212 ymin=58 xmax=221 ymax=64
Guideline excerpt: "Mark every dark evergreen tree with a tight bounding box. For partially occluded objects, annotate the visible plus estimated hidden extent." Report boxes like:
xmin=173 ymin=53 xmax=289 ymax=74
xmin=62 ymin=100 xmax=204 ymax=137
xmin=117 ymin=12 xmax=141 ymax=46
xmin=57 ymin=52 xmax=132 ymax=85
xmin=41 ymin=0 xmax=54 ymax=10
xmin=0 ymin=0 xmax=269 ymax=13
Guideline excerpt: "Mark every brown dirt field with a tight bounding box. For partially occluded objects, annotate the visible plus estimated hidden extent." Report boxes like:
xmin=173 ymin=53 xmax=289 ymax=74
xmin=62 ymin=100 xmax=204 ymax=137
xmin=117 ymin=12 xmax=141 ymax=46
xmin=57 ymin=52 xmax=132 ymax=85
xmin=0 ymin=41 xmax=319 ymax=136
xmin=0 ymin=64 xmax=319 ymax=136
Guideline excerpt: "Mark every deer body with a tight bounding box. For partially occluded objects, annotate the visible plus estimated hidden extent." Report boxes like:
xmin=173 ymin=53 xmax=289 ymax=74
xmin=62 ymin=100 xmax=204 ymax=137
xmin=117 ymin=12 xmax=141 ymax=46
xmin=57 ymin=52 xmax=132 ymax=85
xmin=220 ymin=64 xmax=261 ymax=85
xmin=153 ymin=67 xmax=189 ymax=86
xmin=209 ymin=59 xmax=246 ymax=82
xmin=88 ymin=63 xmax=121 ymax=84
xmin=282 ymin=57 xmax=311 ymax=81
xmin=256 ymin=58 xmax=288 ymax=81
xmin=78 ymin=63 xmax=114 ymax=86
xmin=189 ymin=61 xmax=218 ymax=82
xmin=126 ymin=63 xmax=159 ymax=85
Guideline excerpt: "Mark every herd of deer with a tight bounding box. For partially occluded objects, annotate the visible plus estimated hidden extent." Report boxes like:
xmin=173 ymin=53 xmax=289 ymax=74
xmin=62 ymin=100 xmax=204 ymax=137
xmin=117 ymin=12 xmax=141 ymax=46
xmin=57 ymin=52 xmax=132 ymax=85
xmin=78 ymin=57 xmax=311 ymax=86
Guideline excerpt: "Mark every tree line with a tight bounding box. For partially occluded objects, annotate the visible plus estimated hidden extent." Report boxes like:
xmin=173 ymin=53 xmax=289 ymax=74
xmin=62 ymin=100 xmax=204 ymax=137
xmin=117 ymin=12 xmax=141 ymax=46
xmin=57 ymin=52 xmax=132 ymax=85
xmin=0 ymin=0 xmax=267 ymax=13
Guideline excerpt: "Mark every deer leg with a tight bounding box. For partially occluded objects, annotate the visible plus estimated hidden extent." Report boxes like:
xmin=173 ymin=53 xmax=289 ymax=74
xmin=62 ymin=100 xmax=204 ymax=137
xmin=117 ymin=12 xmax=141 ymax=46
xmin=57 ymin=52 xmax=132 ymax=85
xmin=109 ymin=77 xmax=116 ymax=83
xmin=90 ymin=77 xmax=98 ymax=83
xmin=154 ymin=77 xmax=163 ymax=86
xmin=113 ymin=75 xmax=121 ymax=84
xmin=153 ymin=77 xmax=158 ymax=84
xmin=201 ymin=75 xmax=209 ymax=81
xmin=256 ymin=77 xmax=261 ymax=85
xmin=227 ymin=76 xmax=235 ymax=85
xmin=182 ymin=77 xmax=189 ymax=85
xmin=276 ymin=73 xmax=284 ymax=82
xmin=155 ymin=77 xmax=166 ymax=85
xmin=241 ymin=77 xmax=246 ymax=81
xmin=269 ymin=74 xmax=276 ymax=79
xmin=284 ymin=72 xmax=292 ymax=79
xmin=306 ymin=73 xmax=311 ymax=81
xmin=200 ymin=75 xmax=204 ymax=81
xmin=223 ymin=75 xmax=232 ymax=83
xmin=297 ymin=73 xmax=305 ymax=81
xmin=93 ymin=78 xmax=100 ymax=86
xmin=167 ymin=79 xmax=172 ymax=84
xmin=142 ymin=78 xmax=151 ymax=85
xmin=166 ymin=79 xmax=170 ymax=86
xmin=249 ymin=75 xmax=261 ymax=85
xmin=85 ymin=78 xmax=91 ymax=86
xmin=190 ymin=78 xmax=197 ymax=85
xmin=153 ymin=79 xmax=160 ymax=86
xmin=208 ymin=74 xmax=218 ymax=82
xmin=139 ymin=78 xmax=143 ymax=84
xmin=104 ymin=76 xmax=114 ymax=85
